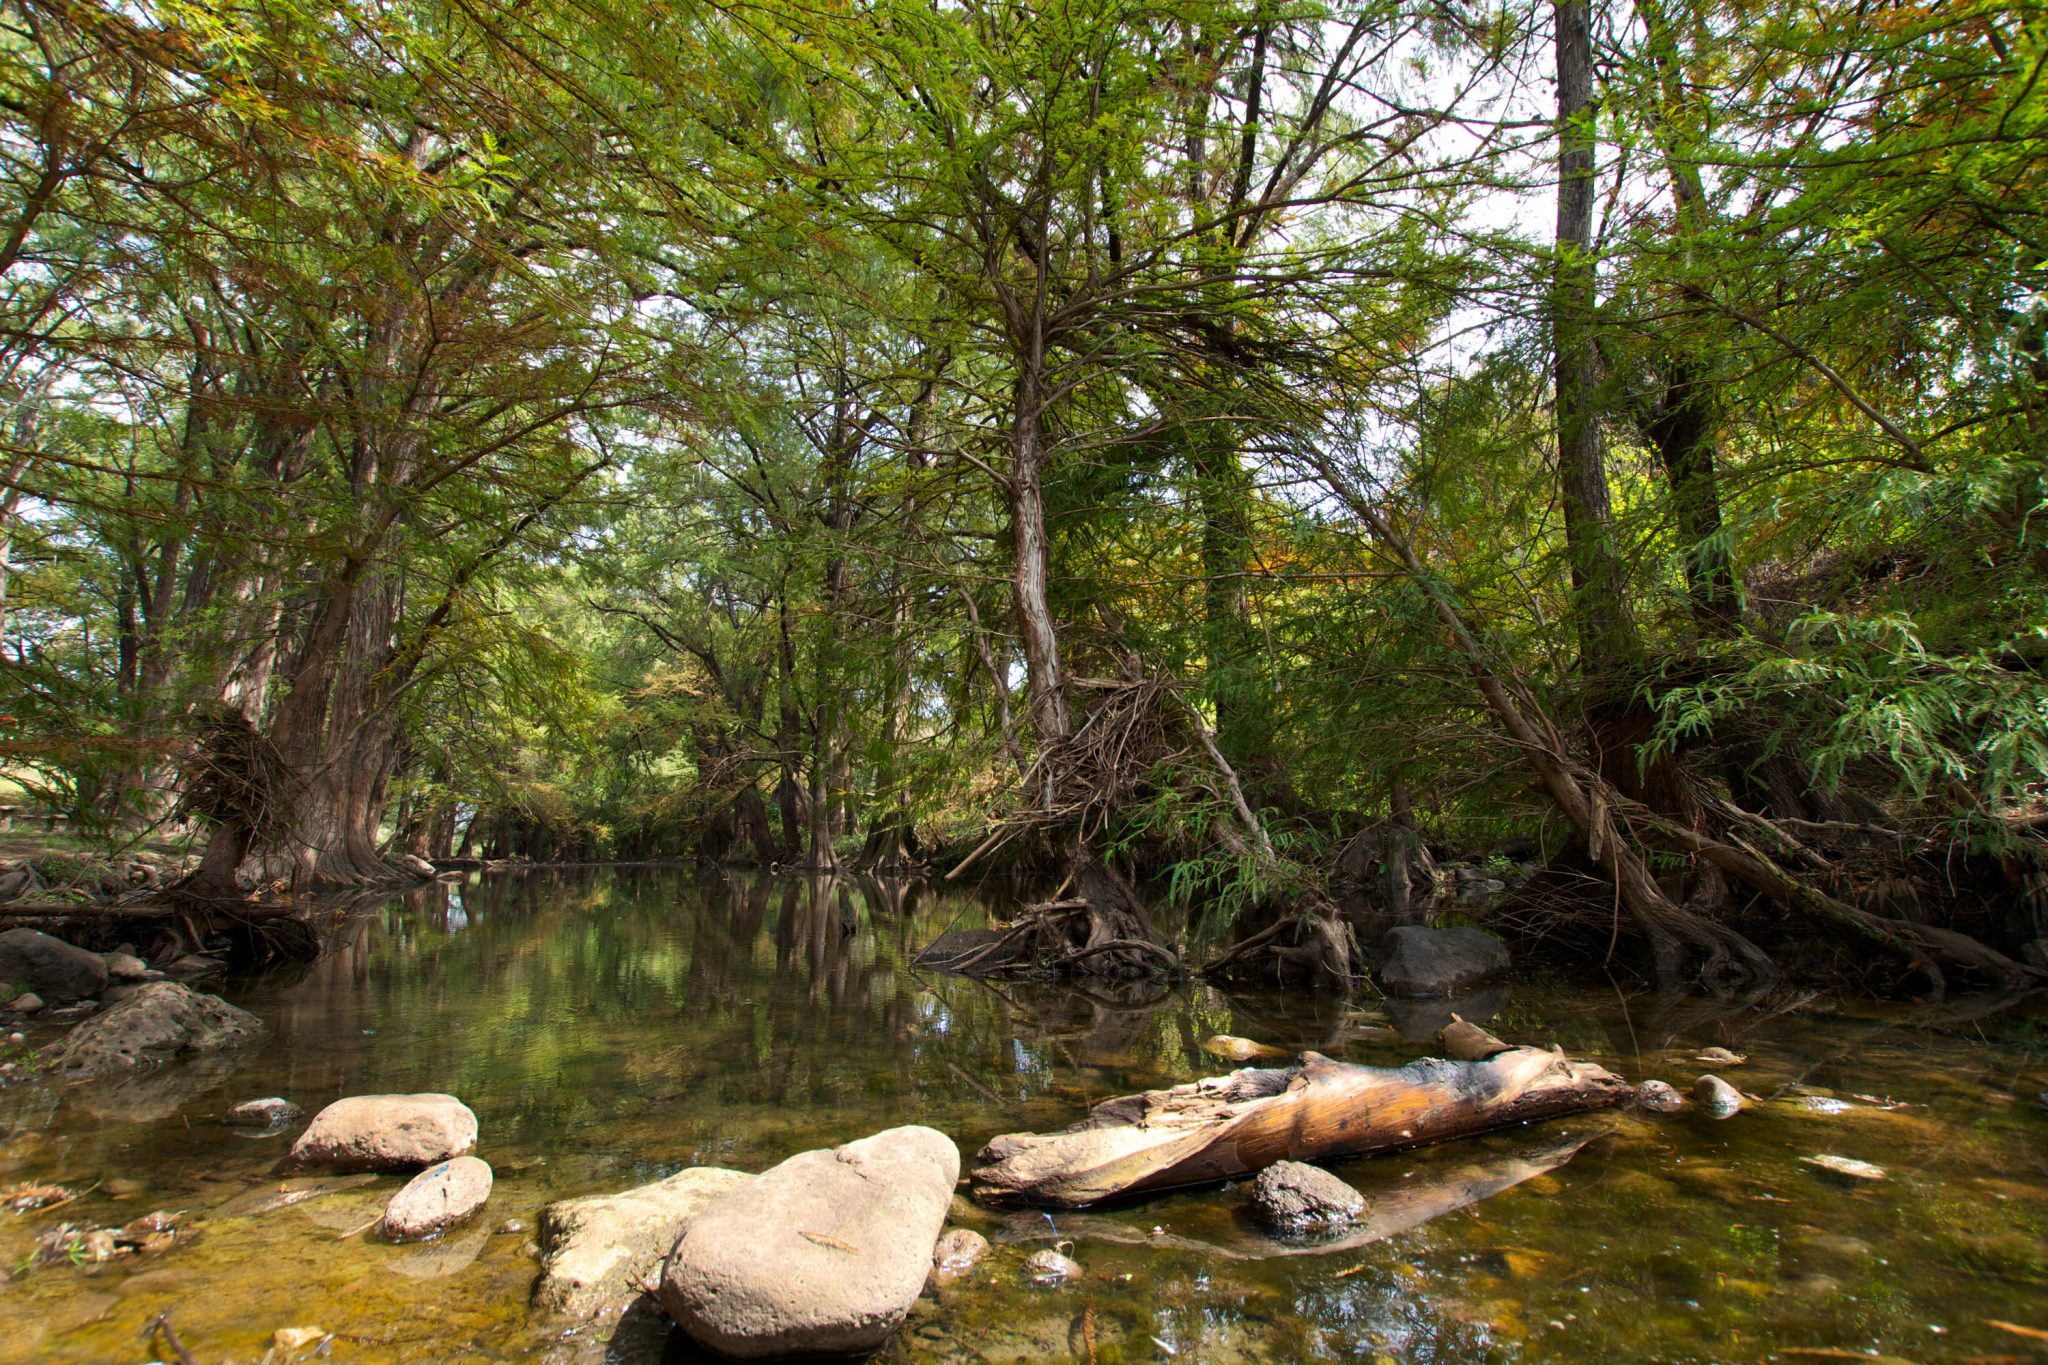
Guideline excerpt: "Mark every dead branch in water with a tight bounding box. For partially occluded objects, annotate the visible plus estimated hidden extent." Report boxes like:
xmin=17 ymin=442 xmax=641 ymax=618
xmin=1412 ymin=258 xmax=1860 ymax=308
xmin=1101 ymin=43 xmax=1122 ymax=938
xmin=971 ymin=1044 xmax=1631 ymax=1207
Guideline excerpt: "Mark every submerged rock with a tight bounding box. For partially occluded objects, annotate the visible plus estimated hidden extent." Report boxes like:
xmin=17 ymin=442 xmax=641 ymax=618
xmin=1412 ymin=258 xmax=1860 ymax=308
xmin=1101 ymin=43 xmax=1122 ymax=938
xmin=382 ymin=1156 xmax=493 ymax=1241
xmin=1693 ymin=1047 xmax=1747 ymax=1067
xmin=0 ymin=928 xmax=107 ymax=1003
xmin=225 ymin=1097 xmax=303 ymax=1129
xmin=1692 ymin=1074 xmax=1746 ymax=1119
xmin=1375 ymin=926 xmax=1510 ymax=998
xmin=1250 ymin=1161 xmax=1366 ymax=1229
xmin=533 ymin=1166 xmax=752 ymax=1317
xmin=290 ymin=1093 xmax=478 ymax=1172
xmin=660 ymin=1125 xmax=959 ymax=1359
xmin=1023 ymin=1248 xmax=1082 ymax=1284
xmin=928 ymin=1228 xmax=989 ymax=1289
xmin=1201 ymin=1035 xmax=1292 ymax=1063
xmin=1635 ymin=1079 xmax=1686 ymax=1114
xmin=1800 ymin=1154 xmax=1886 ymax=1183
xmin=43 ymin=983 xmax=263 ymax=1077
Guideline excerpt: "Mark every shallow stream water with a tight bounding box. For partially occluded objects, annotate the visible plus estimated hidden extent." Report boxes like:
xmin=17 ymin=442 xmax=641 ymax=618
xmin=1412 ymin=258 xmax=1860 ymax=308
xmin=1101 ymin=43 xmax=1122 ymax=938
xmin=0 ymin=869 xmax=2044 ymax=1363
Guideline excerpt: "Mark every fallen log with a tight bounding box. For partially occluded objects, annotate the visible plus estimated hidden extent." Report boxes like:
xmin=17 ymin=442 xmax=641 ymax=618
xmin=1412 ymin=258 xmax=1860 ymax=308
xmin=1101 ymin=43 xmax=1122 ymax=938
xmin=972 ymin=1046 xmax=1631 ymax=1207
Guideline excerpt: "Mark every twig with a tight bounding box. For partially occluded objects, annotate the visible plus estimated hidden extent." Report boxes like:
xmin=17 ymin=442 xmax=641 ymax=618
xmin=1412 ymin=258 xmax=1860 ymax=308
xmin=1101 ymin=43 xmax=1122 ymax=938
xmin=151 ymin=1312 xmax=198 ymax=1365
xmin=1052 ymin=937 xmax=1183 ymax=970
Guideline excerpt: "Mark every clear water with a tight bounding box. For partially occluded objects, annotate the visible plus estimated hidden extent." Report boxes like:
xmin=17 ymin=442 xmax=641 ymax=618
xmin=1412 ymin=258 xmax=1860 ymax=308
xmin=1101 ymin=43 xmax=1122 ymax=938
xmin=0 ymin=869 xmax=2043 ymax=1363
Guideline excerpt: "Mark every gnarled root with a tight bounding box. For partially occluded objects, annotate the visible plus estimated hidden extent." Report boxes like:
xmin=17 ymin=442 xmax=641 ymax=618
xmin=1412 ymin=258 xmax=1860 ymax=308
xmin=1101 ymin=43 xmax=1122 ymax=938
xmin=1203 ymin=895 xmax=1358 ymax=989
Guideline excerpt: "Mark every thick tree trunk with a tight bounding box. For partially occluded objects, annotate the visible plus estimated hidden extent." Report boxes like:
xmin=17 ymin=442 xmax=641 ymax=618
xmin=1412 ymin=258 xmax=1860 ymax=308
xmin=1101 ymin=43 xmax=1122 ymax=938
xmin=1553 ymin=0 xmax=1633 ymax=674
xmin=972 ymin=1045 xmax=1631 ymax=1207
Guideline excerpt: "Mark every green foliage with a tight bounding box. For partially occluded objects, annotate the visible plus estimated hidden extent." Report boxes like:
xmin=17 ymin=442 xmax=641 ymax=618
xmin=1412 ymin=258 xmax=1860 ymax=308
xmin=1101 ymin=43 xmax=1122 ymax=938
xmin=1 ymin=0 xmax=2042 ymax=937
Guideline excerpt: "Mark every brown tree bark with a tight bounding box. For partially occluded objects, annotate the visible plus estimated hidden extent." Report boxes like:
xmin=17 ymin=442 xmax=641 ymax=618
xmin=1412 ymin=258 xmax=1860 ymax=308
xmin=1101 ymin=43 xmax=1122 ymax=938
xmin=1554 ymin=0 xmax=1635 ymax=676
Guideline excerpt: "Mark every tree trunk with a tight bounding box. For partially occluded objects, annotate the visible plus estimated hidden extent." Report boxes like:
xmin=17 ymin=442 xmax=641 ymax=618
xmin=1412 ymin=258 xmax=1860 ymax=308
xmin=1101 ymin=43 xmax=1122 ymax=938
xmin=1004 ymin=363 xmax=1160 ymax=962
xmin=1554 ymin=0 xmax=1634 ymax=676
xmin=972 ymin=1045 xmax=1631 ymax=1207
xmin=1192 ymin=426 xmax=1265 ymax=773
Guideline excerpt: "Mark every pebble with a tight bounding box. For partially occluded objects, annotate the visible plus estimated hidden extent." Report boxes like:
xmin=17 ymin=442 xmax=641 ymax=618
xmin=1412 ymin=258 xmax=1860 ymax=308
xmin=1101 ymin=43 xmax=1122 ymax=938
xmin=7 ymin=993 xmax=43 ymax=1015
xmin=929 ymin=1228 xmax=989 ymax=1287
xmin=225 ymin=1097 xmax=303 ymax=1129
xmin=1635 ymin=1079 xmax=1685 ymax=1114
xmin=272 ymin=1326 xmax=327 ymax=1350
xmin=1024 ymin=1248 xmax=1081 ymax=1284
xmin=1692 ymin=1074 xmax=1746 ymax=1118
xmin=496 ymin=1218 xmax=526 ymax=1235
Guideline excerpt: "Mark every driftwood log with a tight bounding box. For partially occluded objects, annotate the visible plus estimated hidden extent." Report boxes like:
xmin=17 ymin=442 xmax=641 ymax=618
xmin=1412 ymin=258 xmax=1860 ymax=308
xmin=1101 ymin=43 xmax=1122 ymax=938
xmin=972 ymin=1046 xmax=1631 ymax=1207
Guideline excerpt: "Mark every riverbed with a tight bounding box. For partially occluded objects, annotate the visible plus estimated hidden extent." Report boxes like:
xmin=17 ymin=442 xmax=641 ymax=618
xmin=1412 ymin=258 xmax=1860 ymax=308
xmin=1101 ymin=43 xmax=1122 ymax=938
xmin=0 ymin=869 xmax=2043 ymax=1362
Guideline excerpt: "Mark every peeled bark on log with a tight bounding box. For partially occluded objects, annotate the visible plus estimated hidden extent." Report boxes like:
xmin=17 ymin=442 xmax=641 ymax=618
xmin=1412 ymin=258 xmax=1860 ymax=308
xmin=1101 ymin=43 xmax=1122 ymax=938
xmin=971 ymin=1046 xmax=1631 ymax=1207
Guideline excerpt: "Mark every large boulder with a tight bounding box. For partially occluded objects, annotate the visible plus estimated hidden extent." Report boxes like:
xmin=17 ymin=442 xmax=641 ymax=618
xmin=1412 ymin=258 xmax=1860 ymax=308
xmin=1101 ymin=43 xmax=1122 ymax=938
xmin=659 ymin=1126 xmax=959 ymax=1359
xmin=1376 ymin=925 xmax=1510 ymax=998
xmin=289 ymin=1094 xmax=478 ymax=1172
xmin=533 ymin=1166 xmax=752 ymax=1317
xmin=0 ymin=928 xmax=108 ymax=1003
xmin=42 ymin=982 xmax=263 ymax=1077
xmin=382 ymin=1156 xmax=493 ymax=1241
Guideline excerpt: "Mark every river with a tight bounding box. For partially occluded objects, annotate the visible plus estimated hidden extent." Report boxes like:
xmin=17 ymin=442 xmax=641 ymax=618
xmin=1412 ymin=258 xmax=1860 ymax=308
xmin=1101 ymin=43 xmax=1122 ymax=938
xmin=0 ymin=868 xmax=2043 ymax=1362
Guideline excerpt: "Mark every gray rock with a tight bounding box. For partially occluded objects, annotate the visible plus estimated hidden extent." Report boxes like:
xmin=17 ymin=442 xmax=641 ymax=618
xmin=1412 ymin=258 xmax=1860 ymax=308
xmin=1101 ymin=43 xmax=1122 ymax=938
xmin=533 ymin=1166 xmax=752 ymax=1317
xmin=1249 ymin=1161 xmax=1366 ymax=1228
xmin=0 ymin=928 xmax=108 ymax=1003
xmin=42 ymin=982 xmax=263 ymax=1077
xmin=225 ymin=1097 xmax=302 ymax=1129
xmin=290 ymin=1093 xmax=478 ymax=1172
xmin=102 ymin=952 xmax=154 ymax=983
xmin=1693 ymin=1074 xmax=1746 ymax=1118
xmin=927 ymin=1228 xmax=989 ymax=1289
xmin=382 ymin=1156 xmax=493 ymax=1241
xmin=1376 ymin=925 xmax=1510 ymax=998
xmin=1635 ymin=1079 xmax=1686 ymax=1114
xmin=1023 ymin=1248 xmax=1081 ymax=1284
xmin=7 ymin=992 xmax=42 ymax=1014
xmin=660 ymin=1125 xmax=959 ymax=1359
